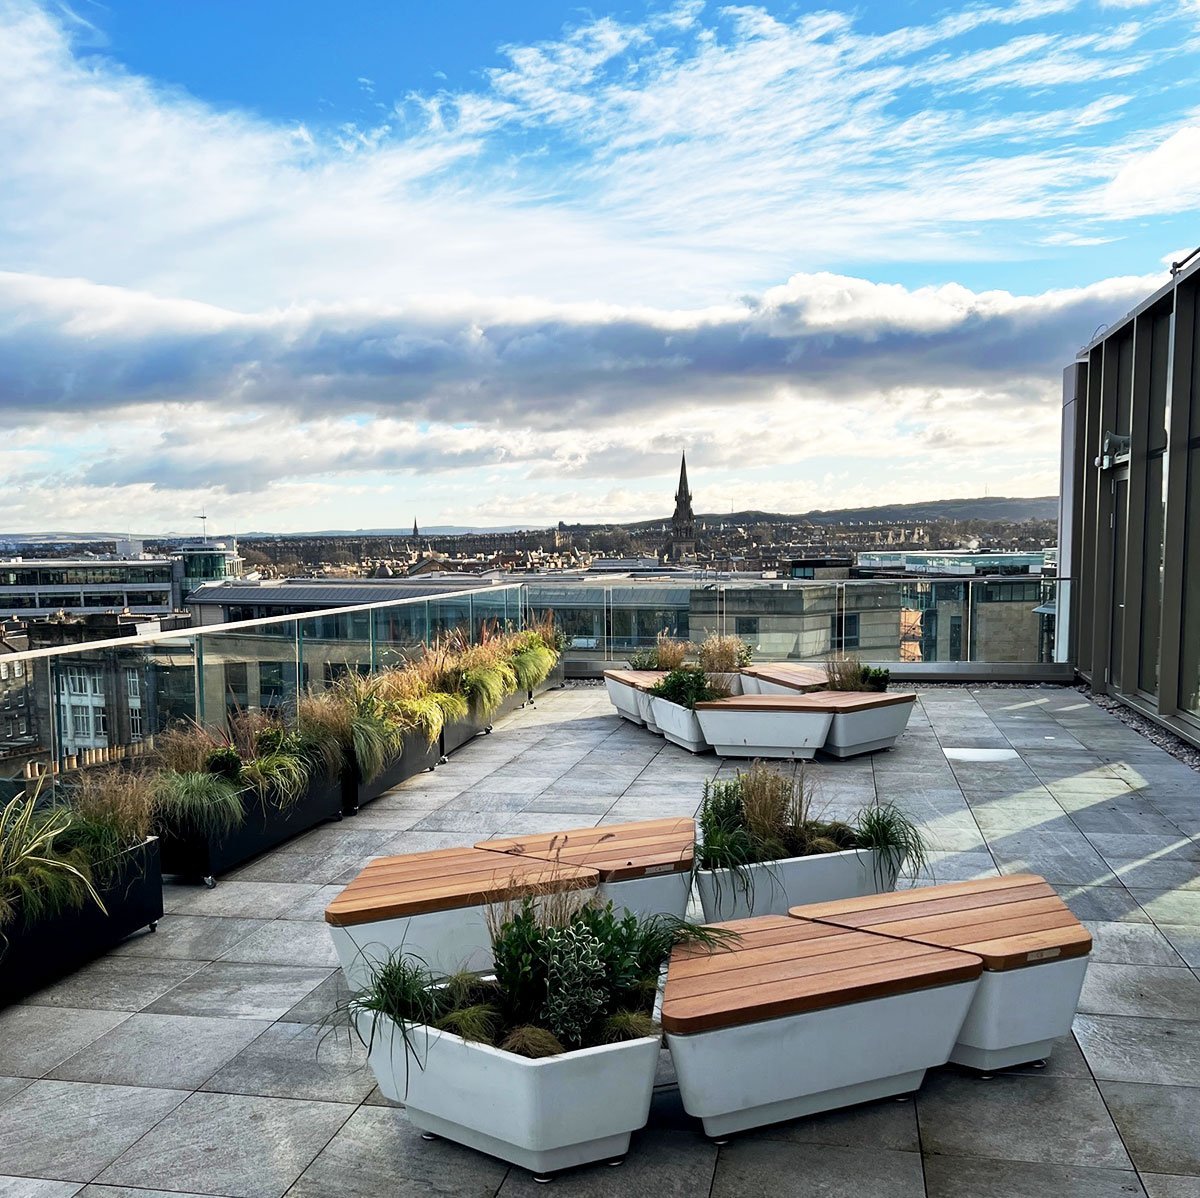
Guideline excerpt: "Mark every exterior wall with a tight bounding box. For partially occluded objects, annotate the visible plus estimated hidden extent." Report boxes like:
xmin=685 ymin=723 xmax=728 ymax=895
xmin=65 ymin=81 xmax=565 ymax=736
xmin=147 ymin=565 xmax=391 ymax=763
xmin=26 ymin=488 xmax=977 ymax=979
xmin=0 ymin=562 xmax=178 ymax=618
xmin=1065 ymin=254 xmax=1200 ymax=748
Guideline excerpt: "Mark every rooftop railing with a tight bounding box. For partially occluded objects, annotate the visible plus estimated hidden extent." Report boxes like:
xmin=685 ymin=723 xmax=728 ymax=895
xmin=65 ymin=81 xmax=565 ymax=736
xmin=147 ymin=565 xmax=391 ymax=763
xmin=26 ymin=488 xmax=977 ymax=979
xmin=0 ymin=576 xmax=1072 ymax=793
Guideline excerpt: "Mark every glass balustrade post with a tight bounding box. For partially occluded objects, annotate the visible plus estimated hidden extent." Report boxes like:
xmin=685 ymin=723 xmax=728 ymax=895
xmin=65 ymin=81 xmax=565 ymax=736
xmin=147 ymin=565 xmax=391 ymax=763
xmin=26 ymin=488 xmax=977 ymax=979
xmin=194 ymin=636 xmax=206 ymax=726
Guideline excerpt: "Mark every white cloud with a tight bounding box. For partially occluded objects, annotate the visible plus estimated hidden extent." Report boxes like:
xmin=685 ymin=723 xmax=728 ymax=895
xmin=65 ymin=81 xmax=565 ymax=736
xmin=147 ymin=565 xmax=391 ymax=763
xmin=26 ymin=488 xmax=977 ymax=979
xmin=1102 ymin=123 xmax=1200 ymax=216
xmin=0 ymin=0 xmax=1194 ymax=530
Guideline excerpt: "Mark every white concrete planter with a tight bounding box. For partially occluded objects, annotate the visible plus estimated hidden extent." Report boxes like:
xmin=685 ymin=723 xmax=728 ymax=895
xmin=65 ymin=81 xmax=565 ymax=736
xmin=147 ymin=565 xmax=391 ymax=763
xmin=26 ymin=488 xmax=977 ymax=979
xmin=601 ymin=870 xmax=692 ymax=922
xmin=330 ymin=906 xmax=495 ymax=989
xmin=950 ymin=955 xmax=1089 ymax=1071
xmin=696 ymin=848 xmax=895 ymax=922
xmin=667 ymin=980 xmax=978 ymax=1137
xmin=648 ymin=697 xmax=709 ymax=753
xmin=604 ymin=677 xmax=644 ymax=725
xmin=693 ymin=705 xmax=832 ymax=759
xmin=361 ymin=1014 xmax=660 ymax=1176
xmin=822 ymin=698 xmax=916 ymax=758
xmin=635 ymin=689 xmax=663 ymax=734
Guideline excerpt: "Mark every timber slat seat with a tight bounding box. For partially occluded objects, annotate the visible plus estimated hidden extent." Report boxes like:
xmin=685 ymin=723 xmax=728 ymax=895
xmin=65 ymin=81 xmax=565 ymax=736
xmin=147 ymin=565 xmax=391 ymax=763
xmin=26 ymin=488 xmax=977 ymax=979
xmin=791 ymin=873 xmax=1091 ymax=970
xmin=324 ymin=847 xmax=598 ymax=927
xmin=739 ymin=664 xmax=828 ymax=692
xmin=661 ymin=915 xmax=983 ymax=1034
xmin=477 ymin=817 xmax=695 ymax=881
xmin=602 ymin=669 xmax=667 ymax=691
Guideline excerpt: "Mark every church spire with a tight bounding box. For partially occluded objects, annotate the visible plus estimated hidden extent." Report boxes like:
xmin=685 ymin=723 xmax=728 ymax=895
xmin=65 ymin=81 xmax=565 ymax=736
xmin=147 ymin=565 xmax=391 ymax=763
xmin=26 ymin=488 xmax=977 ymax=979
xmin=676 ymin=452 xmax=691 ymax=506
xmin=668 ymin=451 xmax=696 ymax=561
xmin=412 ymin=517 xmax=419 ymax=538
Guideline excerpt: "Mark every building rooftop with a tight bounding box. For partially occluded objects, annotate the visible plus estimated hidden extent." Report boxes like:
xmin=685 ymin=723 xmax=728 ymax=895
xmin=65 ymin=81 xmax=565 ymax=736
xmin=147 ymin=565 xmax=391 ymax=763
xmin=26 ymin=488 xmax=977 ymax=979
xmin=1 ymin=684 xmax=1197 ymax=1195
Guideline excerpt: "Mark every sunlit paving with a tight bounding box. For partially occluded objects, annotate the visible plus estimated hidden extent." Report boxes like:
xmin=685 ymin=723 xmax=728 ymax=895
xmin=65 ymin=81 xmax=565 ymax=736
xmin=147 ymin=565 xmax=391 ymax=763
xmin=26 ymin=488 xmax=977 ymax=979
xmin=4 ymin=0 xmax=1200 ymax=1194
xmin=2 ymin=683 xmax=1197 ymax=1196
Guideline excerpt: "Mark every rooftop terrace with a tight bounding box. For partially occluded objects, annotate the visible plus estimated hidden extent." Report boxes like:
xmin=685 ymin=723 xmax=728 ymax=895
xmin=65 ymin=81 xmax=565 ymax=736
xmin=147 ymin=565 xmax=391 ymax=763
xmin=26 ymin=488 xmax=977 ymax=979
xmin=2 ymin=683 xmax=1198 ymax=1197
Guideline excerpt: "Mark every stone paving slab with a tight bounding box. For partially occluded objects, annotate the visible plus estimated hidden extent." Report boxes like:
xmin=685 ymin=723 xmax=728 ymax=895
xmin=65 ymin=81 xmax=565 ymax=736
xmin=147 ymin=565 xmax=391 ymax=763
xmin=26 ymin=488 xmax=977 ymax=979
xmin=2 ymin=684 xmax=1198 ymax=1196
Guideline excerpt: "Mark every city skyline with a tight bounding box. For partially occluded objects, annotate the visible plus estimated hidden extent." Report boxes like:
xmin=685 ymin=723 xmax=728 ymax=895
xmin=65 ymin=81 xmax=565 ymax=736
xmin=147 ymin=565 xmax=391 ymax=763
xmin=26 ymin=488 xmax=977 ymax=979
xmin=3 ymin=0 xmax=1199 ymax=532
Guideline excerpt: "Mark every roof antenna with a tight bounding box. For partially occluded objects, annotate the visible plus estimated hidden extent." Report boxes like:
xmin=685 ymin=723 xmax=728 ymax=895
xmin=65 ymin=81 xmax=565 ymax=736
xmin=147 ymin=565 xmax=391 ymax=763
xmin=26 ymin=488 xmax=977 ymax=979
xmin=196 ymin=513 xmax=208 ymax=544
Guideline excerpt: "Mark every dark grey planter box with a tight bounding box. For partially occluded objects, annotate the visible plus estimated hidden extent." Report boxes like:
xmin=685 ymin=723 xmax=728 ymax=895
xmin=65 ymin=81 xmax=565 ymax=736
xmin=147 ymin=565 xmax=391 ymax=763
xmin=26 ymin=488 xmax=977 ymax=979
xmin=0 ymin=837 xmax=163 ymax=1004
xmin=531 ymin=660 xmax=565 ymax=698
xmin=159 ymin=775 xmax=342 ymax=883
xmin=345 ymin=728 xmax=441 ymax=813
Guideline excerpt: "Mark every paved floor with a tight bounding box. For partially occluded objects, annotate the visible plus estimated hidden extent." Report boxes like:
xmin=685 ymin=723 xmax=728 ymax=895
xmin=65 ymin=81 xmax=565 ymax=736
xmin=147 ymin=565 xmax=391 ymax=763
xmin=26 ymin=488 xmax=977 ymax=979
xmin=2 ymin=684 xmax=1199 ymax=1198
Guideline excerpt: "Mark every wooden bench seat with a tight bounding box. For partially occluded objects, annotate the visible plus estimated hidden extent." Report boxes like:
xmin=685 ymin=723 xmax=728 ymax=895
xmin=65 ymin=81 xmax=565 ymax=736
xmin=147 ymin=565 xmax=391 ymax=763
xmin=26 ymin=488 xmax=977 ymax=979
xmin=790 ymin=874 xmax=1092 ymax=1071
xmin=325 ymin=848 xmax=598 ymax=983
xmin=661 ymin=914 xmax=982 ymax=1034
xmin=477 ymin=818 xmax=694 ymax=881
xmin=739 ymin=664 xmax=829 ymax=694
xmin=602 ymin=669 xmax=669 ymax=692
xmin=791 ymin=873 xmax=1091 ymax=969
xmin=477 ymin=819 xmax=695 ymax=921
xmin=326 ymin=847 xmax=597 ymax=926
xmin=661 ymin=914 xmax=982 ymax=1136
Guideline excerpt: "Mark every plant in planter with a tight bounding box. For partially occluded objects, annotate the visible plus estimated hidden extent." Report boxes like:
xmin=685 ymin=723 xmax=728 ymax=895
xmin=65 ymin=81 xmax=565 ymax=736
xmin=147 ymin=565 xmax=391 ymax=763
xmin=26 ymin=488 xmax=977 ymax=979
xmin=375 ymin=665 xmax=467 ymax=749
xmin=648 ymin=667 xmax=729 ymax=752
xmin=503 ymin=630 xmax=559 ymax=694
xmin=341 ymin=895 xmax=731 ymax=1178
xmin=0 ymin=790 xmax=101 ymax=943
xmin=826 ymin=654 xmax=890 ymax=692
xmin=695 ymin=761 xmax=929 ymax=920
xmin=697 ymin=634 xmax=753 ymax=673
xmin=1 ymin=775 xmax=162 ymax=1000
xmin=152 ymin=715 xmax=334 ymax=882
xmin=625 ymin=646 xmax=658 ymax=669
xmin=653 ymin=634 xmax=689 ymax=671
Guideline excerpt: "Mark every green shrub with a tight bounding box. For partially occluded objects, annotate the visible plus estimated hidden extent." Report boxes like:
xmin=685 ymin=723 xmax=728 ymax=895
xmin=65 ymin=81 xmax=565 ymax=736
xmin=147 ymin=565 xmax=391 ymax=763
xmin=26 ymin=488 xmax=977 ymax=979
xmin=650 ymin=667 xmax=729 ymax=709
xmin=342 ymin=899 xmax=735 ymax=1075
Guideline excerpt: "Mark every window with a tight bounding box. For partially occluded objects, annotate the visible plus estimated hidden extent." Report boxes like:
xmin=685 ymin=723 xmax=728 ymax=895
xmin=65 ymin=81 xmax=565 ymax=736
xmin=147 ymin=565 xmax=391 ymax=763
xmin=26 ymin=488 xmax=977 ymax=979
xmin=0 ymin=662 xmax=7 ymax=680
xmin=12 ymin=661 xmax=21 ymax=677
xmin=129 ymin=707 xmax=143 ymax=741
xmin=734 ymin=616 xmax=759 ymax=638
xmin=831 ymin=612 xmax=860 ymax=651
xmin=66 ymin=666 xmax=90 ymax=695
xmin=949 ymin=615 xmax=963 ymax=661
xmin=71 ymin=706 xmax=91 ymax=739
xmin=126 ymin=669 xmax=141 ymax=699
xmin=791 ymin=566 xmax=814 ymax=579
xmin=94 ymin=708 xmax=108 ymax=736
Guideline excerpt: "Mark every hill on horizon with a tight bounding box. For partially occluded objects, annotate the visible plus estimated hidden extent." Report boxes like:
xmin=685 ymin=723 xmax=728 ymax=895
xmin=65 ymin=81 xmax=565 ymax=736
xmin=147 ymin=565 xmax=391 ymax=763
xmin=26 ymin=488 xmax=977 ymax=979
xmin=0 ymin=496 xmax=1057 ymax=542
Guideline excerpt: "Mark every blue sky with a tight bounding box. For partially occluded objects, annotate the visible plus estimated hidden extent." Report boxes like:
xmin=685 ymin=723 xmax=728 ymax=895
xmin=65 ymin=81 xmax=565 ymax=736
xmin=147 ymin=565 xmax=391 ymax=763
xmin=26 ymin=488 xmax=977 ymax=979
xmin=2 ymin=0 xmax=1198 ymax=532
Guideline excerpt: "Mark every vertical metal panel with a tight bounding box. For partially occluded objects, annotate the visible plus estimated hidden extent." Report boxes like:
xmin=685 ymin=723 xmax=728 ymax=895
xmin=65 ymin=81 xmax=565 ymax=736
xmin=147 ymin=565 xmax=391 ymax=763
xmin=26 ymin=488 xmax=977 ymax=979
xmin=1158 ymin=278 xmax=1195 ymax=716
xmin=1120 ymin=315 xmax=1153 ymax=693
xmin=1088 ymin=338 xmax=1120 ymax=689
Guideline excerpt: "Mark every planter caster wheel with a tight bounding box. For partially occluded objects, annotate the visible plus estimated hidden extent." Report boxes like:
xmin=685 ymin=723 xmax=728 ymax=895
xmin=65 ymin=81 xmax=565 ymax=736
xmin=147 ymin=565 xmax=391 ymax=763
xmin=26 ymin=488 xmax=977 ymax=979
xmin=420 ymin=1132 xmax=438 ymax=1141
xmin=334 ymin=811 xmax=345 ymax=821
xmin=202 ymin=876 xmax=216 ymax=890
xmin=438 ymin=755 xmax=449 ymax=765
xmin=1029 ymin=1059 xmax=1047 ymax=1069
xmin=977 ymin=1072 xmax=994 ymax=1081
xmin=532 ymin=1175 xmax=554 ymax=1185
xmin=425 ymin=765 xmax=435 ymax=772
xmin=148 ymin=921 xmax=158 ymax=932
xmin=606 ymin=1157 xmax=625 ymax=1167
xmin=893 ymin=1094 xmax=911 ymax=1103
xmin=484 ymin=725 xmax=494 ymax=735
xmin=710 ymin=1137 xmax=732 ymax=1146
